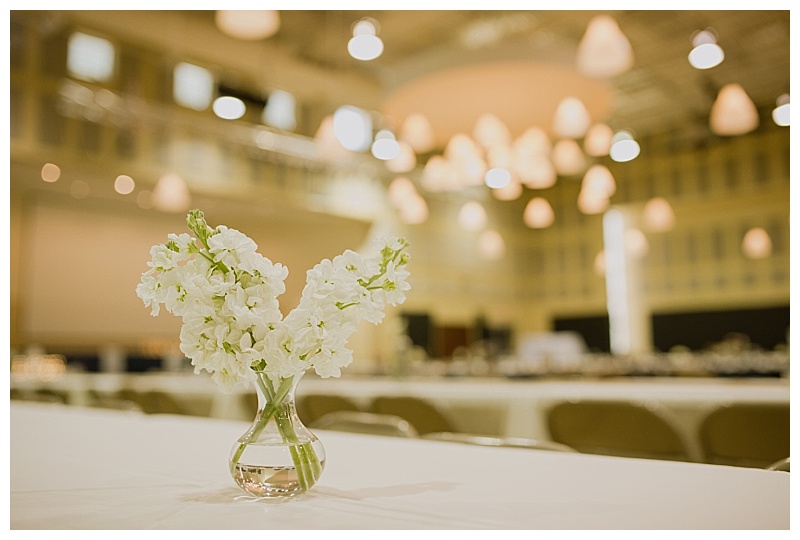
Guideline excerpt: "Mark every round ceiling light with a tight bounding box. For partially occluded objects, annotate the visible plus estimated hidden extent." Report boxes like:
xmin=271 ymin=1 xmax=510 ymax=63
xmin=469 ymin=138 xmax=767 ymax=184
xmin=688 ymin=30 xmax=724 ymax=70
xmin=215 ymin=10 xmax=280 ymax=41
xmin=212 ymin=96 xmax=246 ymax=120
xmin=348 ymin=18 xmax=383 ymax=61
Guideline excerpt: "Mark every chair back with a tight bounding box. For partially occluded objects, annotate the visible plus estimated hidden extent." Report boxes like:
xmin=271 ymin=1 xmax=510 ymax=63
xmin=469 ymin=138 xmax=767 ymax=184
xmin=546 ymin=400 xmax=690 ymax=461
xmin=699 ymin=403 xmax=790 ymax=468
xmin=118 ymin=390 xmax=185 ymax=415
xmin=370 ymin=396 xmax=455 ymax=435
xmin=88 ymin=390 xmax=143 ymax=412
xmin=766 ymin=457 xmax=790 ymax=472
xmin=422 ymin=431 xmax=577 ymax=452
xmin=10 ymin=388 xmax=67 ymax=404
xmin=312 ymin=411 xmax=418 ymax=438
xmin=297 ymin=393 xmax=361 ymax=425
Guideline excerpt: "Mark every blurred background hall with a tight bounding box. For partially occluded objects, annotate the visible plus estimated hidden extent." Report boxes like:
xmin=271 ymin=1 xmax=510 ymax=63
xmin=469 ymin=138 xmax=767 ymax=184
xmin=8 ymin=10 xmax=791 ymax=466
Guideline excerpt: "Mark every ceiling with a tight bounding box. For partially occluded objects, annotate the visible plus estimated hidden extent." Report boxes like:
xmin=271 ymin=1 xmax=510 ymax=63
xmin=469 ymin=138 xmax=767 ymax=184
xmin=18 ymin=9 xmax=792 ymax=148
xmin=195 ymin=9 xmax=791 ymax=144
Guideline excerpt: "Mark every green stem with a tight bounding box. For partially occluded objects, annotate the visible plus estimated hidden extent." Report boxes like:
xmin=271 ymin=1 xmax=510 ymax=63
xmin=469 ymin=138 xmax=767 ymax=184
xmin=262 ymin=375 xmax=322 ymax=491
xmin=229 ymin=373 xmax=322 ymax=492
xmin=228 ymin=375 xmax=292 ymax=473
xmin=197 ymin=250 xmax=230 ymax=274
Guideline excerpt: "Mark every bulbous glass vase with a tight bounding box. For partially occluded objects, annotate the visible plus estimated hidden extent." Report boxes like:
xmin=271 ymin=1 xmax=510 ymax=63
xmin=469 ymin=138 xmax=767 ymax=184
xmin=229 ymin=371 xmax=325 ymax=498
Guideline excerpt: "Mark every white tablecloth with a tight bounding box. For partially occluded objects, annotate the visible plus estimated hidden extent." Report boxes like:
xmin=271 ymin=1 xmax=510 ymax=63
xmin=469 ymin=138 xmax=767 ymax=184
xmin=10 ymin=402 xmax=789 ymax=530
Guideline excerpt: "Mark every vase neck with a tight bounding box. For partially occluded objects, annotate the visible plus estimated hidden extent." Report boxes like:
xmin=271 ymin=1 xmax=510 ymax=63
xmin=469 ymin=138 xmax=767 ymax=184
xmin=254 ymin=371 xmax=304 ymax=411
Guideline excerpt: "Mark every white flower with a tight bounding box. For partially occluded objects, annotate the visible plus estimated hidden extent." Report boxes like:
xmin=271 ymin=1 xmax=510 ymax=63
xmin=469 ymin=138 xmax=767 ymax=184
xmin=135 ymin=273 xmax=161 ymax=316
xmin=382 ymin=260 xmax=412 ymax=306
xmin=312 ymin=344 xmax=353 ymax=378
xmin=210 ymin=226 xmax=256 ymax=250
xmin=136 ymin=209 xmax=410 ymax=391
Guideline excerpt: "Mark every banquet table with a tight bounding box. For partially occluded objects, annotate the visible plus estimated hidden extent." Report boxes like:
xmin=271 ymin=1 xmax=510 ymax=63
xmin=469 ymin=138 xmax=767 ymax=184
xmin=11 ymin=372 xmax=790 ymax=463
xmin=296 ymin=375 xmax=790 ymax=460
xmin=10 ymin=401 xmax=789 ymax=530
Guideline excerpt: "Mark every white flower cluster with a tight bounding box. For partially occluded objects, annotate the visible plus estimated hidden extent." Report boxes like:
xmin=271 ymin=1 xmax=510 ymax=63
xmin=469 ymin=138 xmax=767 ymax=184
xmin=136 ymin=210 xmax=410 ymax=392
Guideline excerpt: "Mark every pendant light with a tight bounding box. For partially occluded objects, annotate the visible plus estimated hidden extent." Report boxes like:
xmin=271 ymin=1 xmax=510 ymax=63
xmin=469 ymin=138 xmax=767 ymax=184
xmin=399 ymin=194 xmax=429 ymax=225
xmin=609 ymin=130 xmax=640 ymax=162
xmin=523 ymin=197 xmax=555 ymax=229
xmin=473 ymin=113 xmax=511 ymax=151
xmin=741 ymin=227 xmax=772 ymax=259
xmin=584 ymin=123 xmax=614 ymax=157
xmin=552 ymin=97 xmax=591 ymax=139
xmin=421 ymin=155 xmax=459 ymax=192
xmin=577 ymin=188 xmax=609 ymax=215
xmin=400 ymin=113 xmax=436 ymax=154
xmin=215 ymin=10 xmax=280 ymax=41
xmin=688 ymin=29 xmax=724 ymax=69
xmin=386 ymin=141 xmax=417 ymax=173
xmin=576 ymin=15 xmax=634 ymax=78
xmin=371 ymin=130 xmax=401 ymax=160
xmin=517 ymin=154 xmax=556 ymax=189
xmin=348 ymin=18 xmax=383 ymax=61
xmin=491 ymin=176 xmax=522 ymax=201
xmin=581 ymin=164 xmax=616 ymax=199
xmin=710 ymin=84 xmax=759 ymax=136
xmin=641 ymin=197 xmax=676 ymax=232
xmin=552 ymin=139 xmax=586 ymax=176
xmin=478 ymin=230 xmax=505 ymax=260
xmin=625 ymin=228 xmax=649 ymax=259
xmin=593 ymin=251 xmax=606 ymax=277
xmin=772 ymin=94 xmax=790 ymax=127
xmin=387 ymin=176 xmax=418 ymax=208
xmin=458 ymin=201 xmax=488 ymax=231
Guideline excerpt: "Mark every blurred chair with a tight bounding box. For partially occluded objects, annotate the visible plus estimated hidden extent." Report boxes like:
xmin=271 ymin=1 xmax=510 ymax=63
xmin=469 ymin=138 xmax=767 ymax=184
xmin=297 ymin=393 xmax=362 ymax=425
xmin=240 ymin=390 xmax=258 ymax=417
xmin=546 ymin=400 xmax=691 ymax=462
xmin=118 ymin=390 xmax=186 ymax=415
xmin=39 ymin=389 xmax=69 ymax=403
xmin=422 ymin=431 xmax=577 ymax=452
xmin=699 ymin=403 xmax=790 ymax=468
xmin=88 ymin=390 xmax=143 ymax=413
xmin=13 ymin=388 xmax=69 ymax=404
xmin=766 ymin=457 xmax=790 ymax=472
xmin=311 ymin=411 xmax=418 ymax=438
xmin=369 ymin=396 xmax=456 ymax=435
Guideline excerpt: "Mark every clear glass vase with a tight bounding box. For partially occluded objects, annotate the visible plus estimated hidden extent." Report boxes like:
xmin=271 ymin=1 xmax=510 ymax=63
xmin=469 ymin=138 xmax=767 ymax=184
xmin=229 ymin=371 xmax=325 ymax=498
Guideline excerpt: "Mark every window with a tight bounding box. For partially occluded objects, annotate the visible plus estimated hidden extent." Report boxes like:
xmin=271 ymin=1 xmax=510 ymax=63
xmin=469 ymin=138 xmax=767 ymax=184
xmin=173 ymin=62 xmax=214 ymax=111
xmin=67 ymin=32 xmax=115 ymax=82
xmin=262 ymin=89 xmax=297 ymax=131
